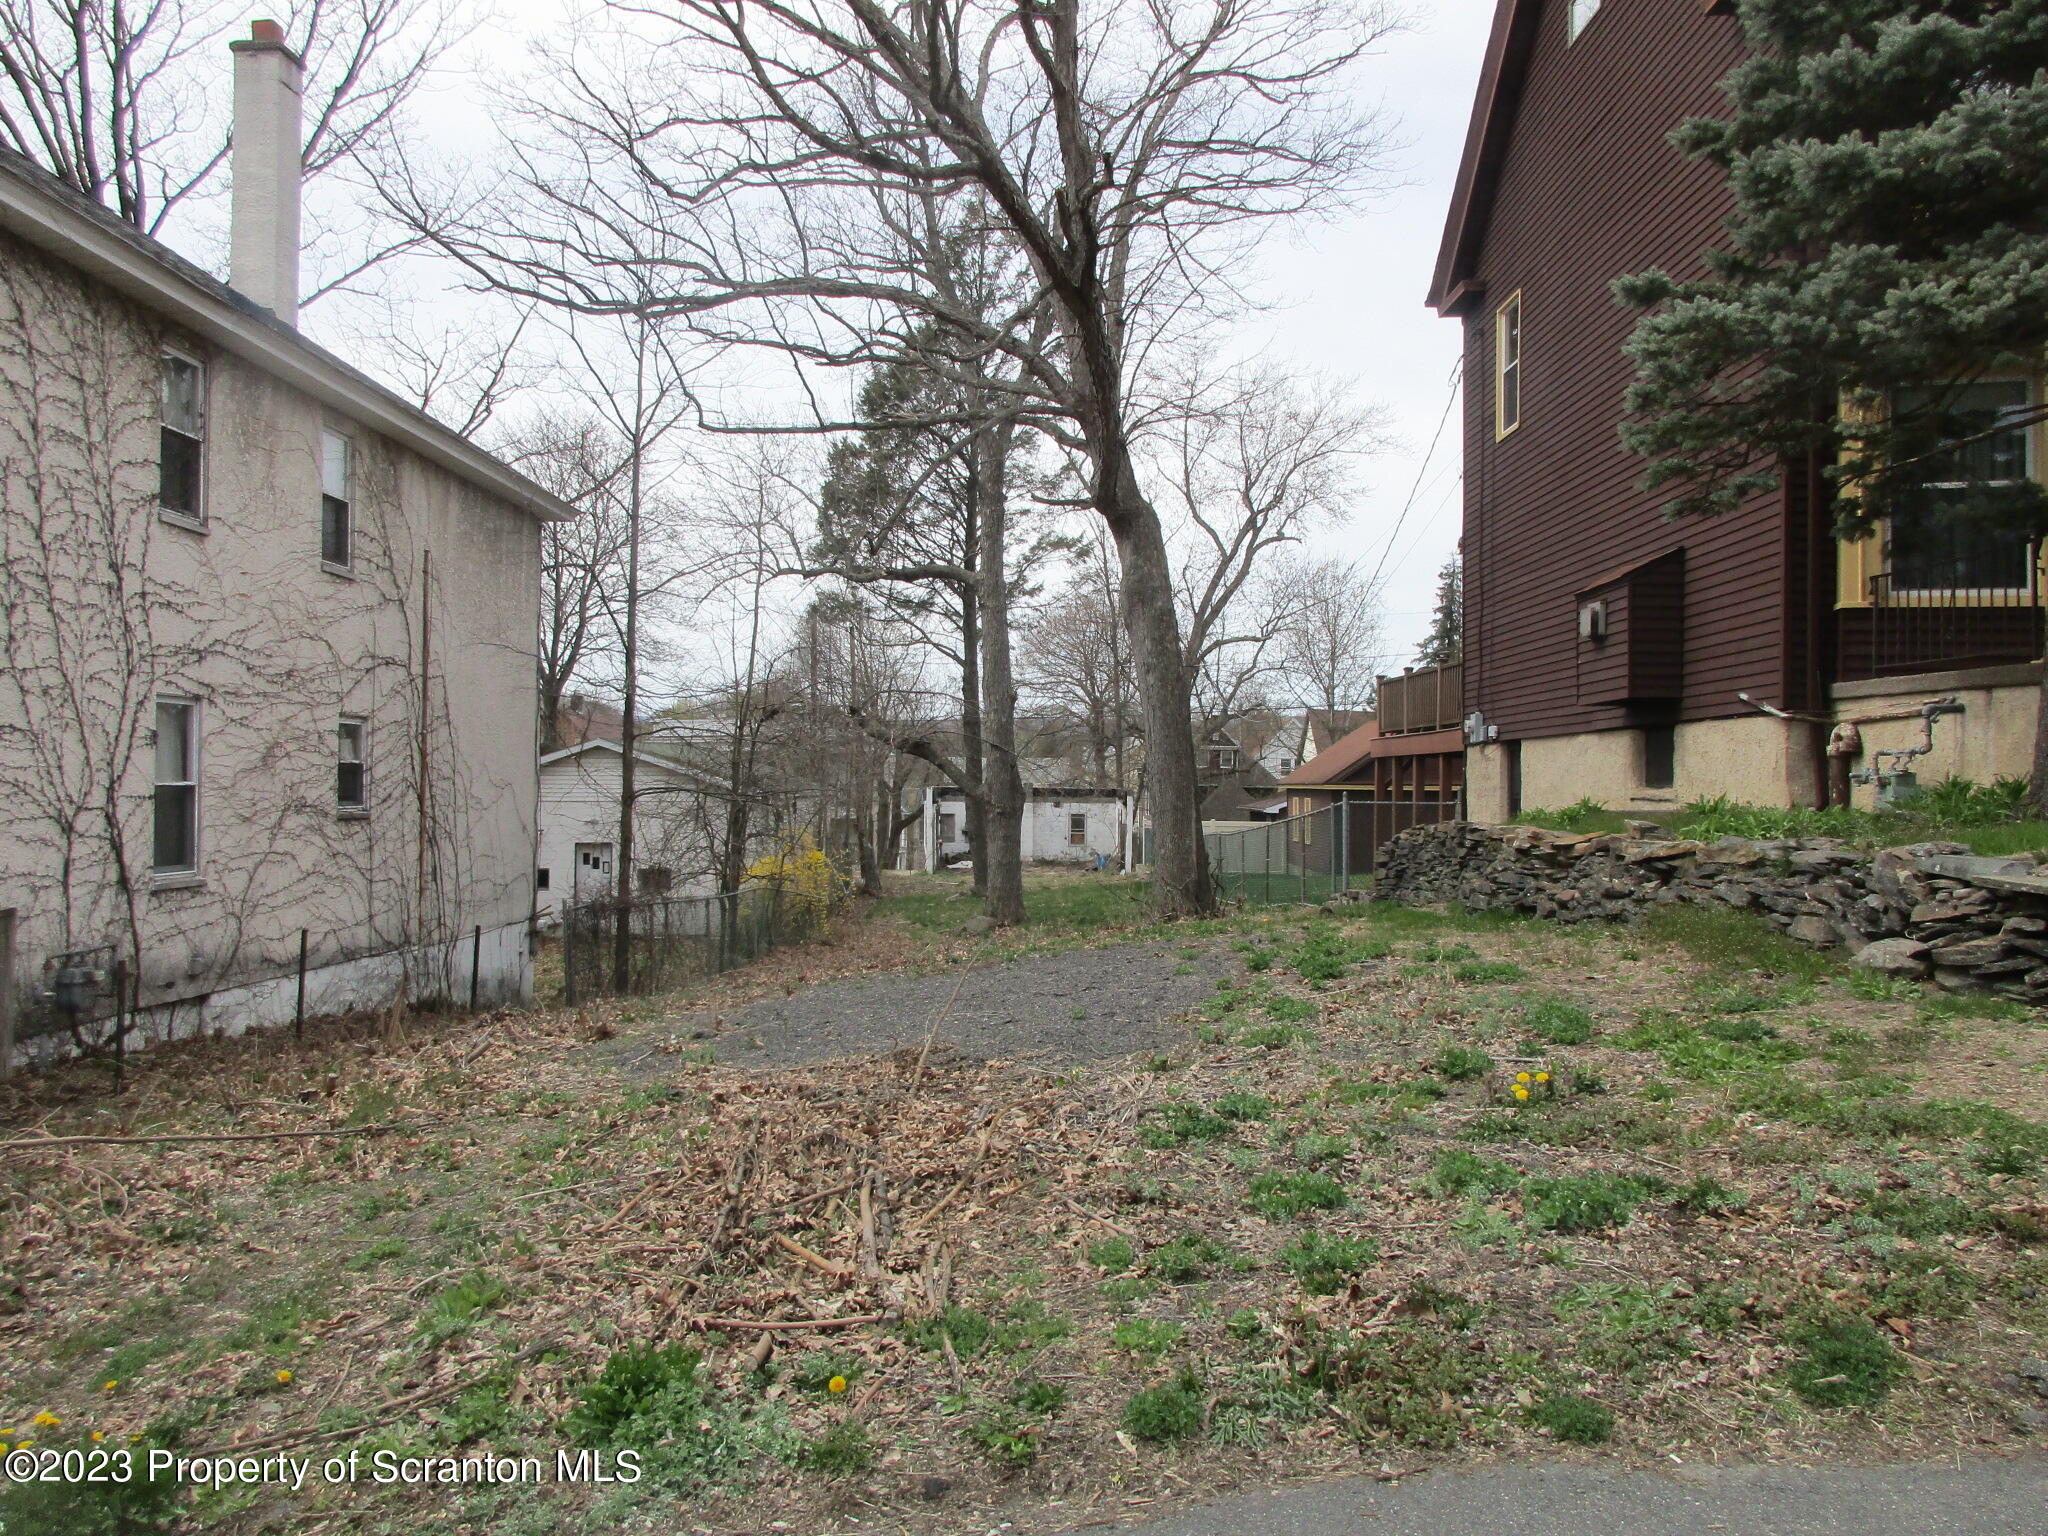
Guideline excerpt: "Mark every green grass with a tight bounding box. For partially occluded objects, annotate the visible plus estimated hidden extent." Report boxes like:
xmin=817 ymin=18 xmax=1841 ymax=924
xmin=1277 ymin=1231 xmax=1378 ymax=1295
xmin=1522 ymin=1173 xmax=1651 ymax=1233
xmin=1521 ymin=995 xmax=1597 ymax=1045
xmin=1432 ymin=1044 xmax=1494 ymax=1081
xmin=1122 ymin=1371 xmax=1205 ymax=1441
xmin=877 ymin=875 xmax=1151 ymax=937
xmin=1526 ymin=1389 xmax=1614 ymax=1443
xmin=1782 ymin=1312 xmax=1904 ymax=1409
xmin=1111 ymin=1317 xmax=1184 ymax=1358
xmin=1246 ymin=1170 xmax=1348 ymax=1219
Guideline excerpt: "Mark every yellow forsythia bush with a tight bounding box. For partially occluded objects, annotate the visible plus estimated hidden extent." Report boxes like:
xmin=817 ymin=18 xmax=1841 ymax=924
xmin=745 ymin=835 xmax=851 ymax=931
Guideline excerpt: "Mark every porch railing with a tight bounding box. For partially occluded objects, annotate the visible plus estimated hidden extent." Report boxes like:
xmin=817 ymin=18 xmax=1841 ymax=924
xmin=1855 ymin=569 xmax=2044 ymax=681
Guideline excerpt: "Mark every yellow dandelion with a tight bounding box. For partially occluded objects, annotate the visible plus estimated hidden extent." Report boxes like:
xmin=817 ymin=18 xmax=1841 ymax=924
xmin=1513 ymin=1086 xmax=1530 ymax=1101
xmin=275 ymin=1370 xmax=294 ymax=1385
xmin=15 ymin=1440 xmax=31 ymax=1451
xmin=1535 ymin=1072 xmax=1550 ymax=1083
xmin=92 ymin=1431 xmax=106 ymax=1443
xmin=827 ymin=1375 xmax=848 ymax=1394
xmin=33 ymin=1411 xmax=60 ymax=1428
xmin=0 ymin=1443 xmax=9 ymax=1454
xmin=103 ymin=1380 xmax=118 ymax=1392
xmin=1515 ymin=1072 xmax=1532 ymax=1085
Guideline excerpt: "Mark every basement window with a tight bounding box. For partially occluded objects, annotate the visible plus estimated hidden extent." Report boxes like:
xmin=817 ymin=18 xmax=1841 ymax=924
xmin=1642 ymin=724 xmax=1676 ymax=790
xmin=159 ymin=353 xmax=205 ymax=523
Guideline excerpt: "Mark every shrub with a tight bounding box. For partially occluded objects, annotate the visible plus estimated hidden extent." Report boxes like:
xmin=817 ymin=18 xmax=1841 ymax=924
xmin=1433 ymin=1044 xmax=1494 ymax=1081
xmin=1783 ymin=1313 xmax=1903 ymax=1409
xmin=1522 ymin=996 xmax=1596 ymax=1045
xmin=1523 ymin=1173 xmax=1647 ymax=1233
xmin=1277 ymin=1231 xmax=1378 ymax=1295
xmin=1246 ymin=1171 xmax=1347 ymax=1219
xmin=1527 ymin=1389 xmax=1613 ymax=1444
xmin=1123 ymin=1372 xmax=1205 ymax=1442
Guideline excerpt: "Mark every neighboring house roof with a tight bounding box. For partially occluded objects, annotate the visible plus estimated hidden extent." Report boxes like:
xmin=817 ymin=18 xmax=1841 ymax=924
xmin=0 ymin=146 xmax=577 ymax=524
xmin=1303 ymin=708 xmax=1373 ymax=755
xmin=1280 ymin=719 xmax=1382 ymax=787
xmin=539 ymin=739 xmax=694 ymax=777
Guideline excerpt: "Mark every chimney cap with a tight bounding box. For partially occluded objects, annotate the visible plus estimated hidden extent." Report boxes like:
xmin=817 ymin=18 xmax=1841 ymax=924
xmin=231 ymin=17 xmax=302 ymax=63
xmin=250 ymin=18 xmax=285 ymax=43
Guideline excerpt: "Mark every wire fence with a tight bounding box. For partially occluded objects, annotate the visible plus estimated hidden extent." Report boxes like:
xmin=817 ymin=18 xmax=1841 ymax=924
xmin=1204 ymin=798 xmax=1460 ymax=906
xmin=559 ymin=876 xmax=847 ymax=1004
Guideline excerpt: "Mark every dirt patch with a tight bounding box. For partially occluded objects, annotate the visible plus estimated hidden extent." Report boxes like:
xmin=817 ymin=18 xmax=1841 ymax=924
xmin=710 ymin=939 xmax=1239 ymax=1068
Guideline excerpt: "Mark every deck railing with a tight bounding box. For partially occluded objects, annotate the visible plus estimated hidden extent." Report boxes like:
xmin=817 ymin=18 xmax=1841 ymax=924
xmin=1375 ymin=663 xmax=1463 ymax=736
xmin=1856 ymin=569 xmax=2044 ymax=680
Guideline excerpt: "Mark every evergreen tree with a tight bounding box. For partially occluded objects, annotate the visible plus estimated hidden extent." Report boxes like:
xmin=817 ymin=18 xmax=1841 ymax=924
xmin=1414 ymin=555 xmax=1463 ymax=668
xmin=1616 ymin=0 xmax=2048 ymax=801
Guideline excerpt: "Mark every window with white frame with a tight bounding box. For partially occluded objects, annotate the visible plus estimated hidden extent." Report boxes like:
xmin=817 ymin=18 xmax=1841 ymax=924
xmin=160 ymin=353 xmax=204 ymax=520
xmin=1887 ymin=380 xmax=2037 ymax=594
xmin=1495 ymin=293 xmax=1523 ymax=437
xmin=337 ymin=718 xmax=367 ymax=813
xmin=1568 ymin=0 xmax=1602 ymax=42
xmin=1068 ymin=811 xmax=1087 ymax=846
xmin=321 ymin=430 xmax=353 ymax=568
xmin=154 ymin=699 xmax=199 ymax=873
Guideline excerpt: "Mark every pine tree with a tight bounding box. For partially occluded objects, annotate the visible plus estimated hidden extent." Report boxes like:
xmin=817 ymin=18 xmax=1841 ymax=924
xmin=1616 ymin=0 xmax=2048 ymax=801
xmin=1414 ymin=555 xmax=1463 ymax=668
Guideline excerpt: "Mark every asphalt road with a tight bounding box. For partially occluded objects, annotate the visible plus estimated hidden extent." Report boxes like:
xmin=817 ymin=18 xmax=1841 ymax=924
xmin=1116 ymin=1459 xmax=2048 ymax=1535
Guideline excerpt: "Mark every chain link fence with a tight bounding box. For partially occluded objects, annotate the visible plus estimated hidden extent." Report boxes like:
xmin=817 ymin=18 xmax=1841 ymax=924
xmin=559 ymin=876 xmax=845 ymax=1004
xmin=1205 ymin=797 xmax=1460 ymax=906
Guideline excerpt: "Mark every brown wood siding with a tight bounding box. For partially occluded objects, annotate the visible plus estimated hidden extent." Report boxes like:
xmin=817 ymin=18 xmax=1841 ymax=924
xmin=1457 ymin=0 xmax=1793 ymax=742
xmin=1575 ymin=585 xmax=1631 ymax=703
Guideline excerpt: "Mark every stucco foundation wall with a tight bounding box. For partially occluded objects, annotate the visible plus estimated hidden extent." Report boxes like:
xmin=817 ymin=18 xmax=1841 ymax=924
xmin=1835 ymin=676 xmax=2039 ymax=810
xmin=1507 ymin=715 xmax=1814 ymax=816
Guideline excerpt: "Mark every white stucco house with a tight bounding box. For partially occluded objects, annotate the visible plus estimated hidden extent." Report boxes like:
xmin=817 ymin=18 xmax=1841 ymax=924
xmin=536 ymin=741 xmax=719 ymax=920
xmin=0 ymin=24 xmax=577 ymax=1070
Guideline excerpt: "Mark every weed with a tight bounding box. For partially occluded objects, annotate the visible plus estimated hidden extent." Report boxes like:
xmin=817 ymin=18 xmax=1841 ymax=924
xmin=1522 ymin=996 xmax=1596 ymax=1045
xmin=1308 ymin=1321 xmax=1500 ymax=1449
xmin=1868 ymin=1250 xmax=1979 ymax=1320
xmin=1246 ymin=1170 xmax=1347 ymax=1219
xmin=1430 ymin=1149 xmax=1519 ymax=1197
xmin=1215 ymin=1091 xmax=1274 ymax=1121
xmin=1511 ymin=797 xmax=1611 ymax=833
xmin=800 ymin=1422 xmax=874 ymax=1476
xmin=1014 ymin=1379 xmax=1067 ymax=1415
xmin=1294 ymin=1131 xmax=1351 ymax=1166
xmin=418 ymin=1271 xmax=509 ymax=1346
xmin=789 ymin=1351 xmax=866 ymax=1395
xmin=1453 ymin=960 xmax=1525 ymax=984
xmin=1433 ymin=1044 xmax=1494 ymax=1081
xmin=564 ymin=1343 xmax=798 ymax=1489
xmin=1415 ymin=940 xmax=1481 ymax=962
xmin=904 ymin=1306 xmax=994 ymax=1358
xmin=1782 ymin=1313 xmax=1903 ymax=1409
xmin=1111 ymin=1317 xmax=1184 ymax=1358
xmin=1265 ymin=995 xmax=1317 ymax=1023
xmin=1237 ymin=1024 xmax=1309 ymax=1050
xmin=1523 ymin=1174 xmax=1647 ymax=1233
xmin=1673 ymin=1175 xmax=1746 ymax=1216
xmin=346 ymin=1237 xmax=408 ymax=1271
xmin=0 ymin=1430 xmax=183 ymax=1536
xmin=1857 ymin=1188 xmax=1987 ymax=1240
xmin=1277 ymin=1231 xmax=1378 ymax=1295
xmin=1225 ymin=1308 xmax=1266 ymax=1341
xmin=1139 ymin=1102 xmax=1234 ymax=1148
xmin=1087 ymin=1236 xmax=1137 ymax=1272
xmin=1452 ymin=1200 xmax=1521 ymax=1250
xmin=1149 ymin=1232 xmax=1227 ymax=1284
xmin=1123 ymin=1371 xmax=1205 ymax=1442
xmin=1642 ymin=904 xmax=1838 ymax=983
xmin=1526 ymin=1390 xmax=1613 ymax=1444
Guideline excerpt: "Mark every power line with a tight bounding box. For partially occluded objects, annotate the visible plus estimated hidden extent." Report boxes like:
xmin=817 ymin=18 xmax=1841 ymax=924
xmin=1364 ymin=358 xmax=1462 ymax=599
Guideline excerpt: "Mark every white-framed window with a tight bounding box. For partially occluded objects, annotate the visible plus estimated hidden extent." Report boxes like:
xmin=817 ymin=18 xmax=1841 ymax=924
xmin=1495 ymin=292 xmax=1523 ymax=438
xmin=153 ymin=698 xmax=200 ymax=874
xmin=1886 ymin=379 xmax=2038 ymax=595
xmin=337 ymin=717 xmax=367 ymax=813
xmin=160 ymin=352 xmax=205 ymax=522
xmin=1568 ymin=0 xmax=1602 ymax=43
xmin=1068 ymin=811 xmax=1088 ymax=846
xmin=321 ymin=429 xmax=353 ymax=569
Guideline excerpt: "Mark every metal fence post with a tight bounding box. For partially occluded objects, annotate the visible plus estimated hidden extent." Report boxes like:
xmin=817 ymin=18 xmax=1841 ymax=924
xmin=295 ymin=928 xmax=308 ymax=1040
xmin=563 ymin=902 xmax=577 ymax=1007
xmin=469 ymin=924 xmax=482 ymax=1011
xmin=1335 ymin=797 xmax=1349 ymax=897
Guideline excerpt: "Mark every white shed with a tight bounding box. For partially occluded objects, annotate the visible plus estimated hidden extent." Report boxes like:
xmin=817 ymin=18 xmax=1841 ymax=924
xmin=536 ymin=742 xmax=713 ymax=919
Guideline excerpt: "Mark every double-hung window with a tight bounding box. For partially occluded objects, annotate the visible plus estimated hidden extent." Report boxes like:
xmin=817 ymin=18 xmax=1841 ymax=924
xmin=160 ymin=353 xmax=205 ymax=521
xmin=1495 ymin=294 xmax=1523 ymax=438
xmin=1887 ymin=380 xmax=2035 ymax=595
xmin=321 ymin=430 xmax=353 ymax=569
xmin=337 ymin=718 xmax=367 ymax=813
xmin=1068 ymin=812 xmax=1088 ymax=846
xmin=153 ymin=699 xmax=200 ymax=875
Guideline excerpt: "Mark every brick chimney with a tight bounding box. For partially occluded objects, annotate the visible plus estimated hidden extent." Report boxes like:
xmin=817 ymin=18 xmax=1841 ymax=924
xmin=229 ymin=19 xmax=304 ymax=325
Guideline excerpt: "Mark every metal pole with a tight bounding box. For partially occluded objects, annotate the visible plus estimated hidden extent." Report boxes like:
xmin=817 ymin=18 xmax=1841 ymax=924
xmin=295 ymin=928 xmax=308 ymax=1040
xmin=1335 ymin=796 xmax=1348 ymax=897
xmin=469 ymin=924 xmax=482 ymax=1011
xmin=563 ymin=902 xmax=577 ymax=1006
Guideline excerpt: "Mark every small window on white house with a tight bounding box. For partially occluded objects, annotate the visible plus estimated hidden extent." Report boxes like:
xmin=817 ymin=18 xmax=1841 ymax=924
xmin=160 ymin=353 xmax=204 ymax=520
xmin=337 ymin=718 xmax=367 ymax=812
xmin=1567 ymin=0 xmax=1602 ymax=41
xmin=536 ymin=867 xmax=551 ymax=890
xmin=1068 ymin=812 xmax=1087 ymax=846
xmin=154 ymin=699 xmax=199 ymax=873
xmin=321 ymin=430 xmax=353 ymax=568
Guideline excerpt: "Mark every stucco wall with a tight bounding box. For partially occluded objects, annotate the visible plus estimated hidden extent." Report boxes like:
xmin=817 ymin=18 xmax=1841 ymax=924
xmin=1835 ymin=674 xmax=2040 ymax=810
xmin=1487 ymin=715 xmax=1816 ymax=817
xmin=0 ymin=228 xmax=540 ymax=1050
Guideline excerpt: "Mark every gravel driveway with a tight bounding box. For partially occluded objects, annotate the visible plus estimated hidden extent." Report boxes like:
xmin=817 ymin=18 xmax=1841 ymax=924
xmin=712 ymin=939 xmax=1238 ymax=1068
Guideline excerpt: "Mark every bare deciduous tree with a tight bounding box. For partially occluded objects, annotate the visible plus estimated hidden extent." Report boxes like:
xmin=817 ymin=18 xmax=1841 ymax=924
xmin=418 ymin=0 xmax=1398 ymax=917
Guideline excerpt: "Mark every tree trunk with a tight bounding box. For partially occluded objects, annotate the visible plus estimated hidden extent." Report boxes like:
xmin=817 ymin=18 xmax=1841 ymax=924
xmin=1106 ymin=479 xmax=1210 ymax=917
xmin=974 ymin=425 xmax=1028 ymax=926
xmin=958 ymin=587 xmax=988 ymax=891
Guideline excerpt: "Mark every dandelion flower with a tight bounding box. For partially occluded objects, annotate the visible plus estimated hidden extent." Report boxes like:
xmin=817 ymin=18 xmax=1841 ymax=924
xmin=33 ymin=1412 xmax=60 ymax=1428
xmin=104 ymin=1380 xmax=118 ymax=1392
xmin=827 ymin=1375 xmax=848 ymax=1394
xmin=1515 ymin=1072 xmax=1532 ymax=1085
xmin=275 ymin=1370 xmax=294 ymax=1385
xmin=1513 ymin=1086 xmax=1530 ymax=1101
xmin=92 ymin=1431 xmax=105 ymax=1443
xmin=1535 ymin=1072 xmax=1550 ymax=1083
xmin=0 ymin=1443 xmax=9 ymax=1454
